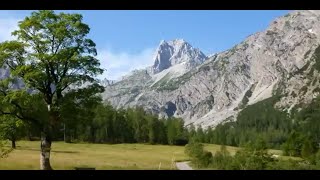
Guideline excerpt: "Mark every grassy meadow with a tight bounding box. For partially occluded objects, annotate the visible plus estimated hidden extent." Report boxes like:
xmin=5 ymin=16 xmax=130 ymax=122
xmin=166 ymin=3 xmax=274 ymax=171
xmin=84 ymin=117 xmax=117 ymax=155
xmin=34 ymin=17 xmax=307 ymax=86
xmin=0 ymin=141 xmax=292 ymax=170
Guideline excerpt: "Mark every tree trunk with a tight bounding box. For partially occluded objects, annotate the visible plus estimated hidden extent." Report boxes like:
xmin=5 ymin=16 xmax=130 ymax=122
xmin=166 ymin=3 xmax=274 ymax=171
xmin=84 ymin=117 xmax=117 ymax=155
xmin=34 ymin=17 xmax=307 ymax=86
xmin=90 ymin=127 xmax=96 ymax=143
xmin=40 ymin=134 xmax=53 ymax=170
xmin=11 ymin=139 xmax=16 ymax=149
xmin=64 ymin=124 xmax=71 ymax=143
xmin=28 ymin=133 xmax=33 ymax=141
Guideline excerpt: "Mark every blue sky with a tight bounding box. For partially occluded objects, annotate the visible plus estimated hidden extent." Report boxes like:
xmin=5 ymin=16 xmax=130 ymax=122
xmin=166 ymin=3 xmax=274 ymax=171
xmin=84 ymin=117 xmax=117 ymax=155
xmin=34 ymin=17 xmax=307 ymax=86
xmin=0 ymin=10 xmax=290 ymax=80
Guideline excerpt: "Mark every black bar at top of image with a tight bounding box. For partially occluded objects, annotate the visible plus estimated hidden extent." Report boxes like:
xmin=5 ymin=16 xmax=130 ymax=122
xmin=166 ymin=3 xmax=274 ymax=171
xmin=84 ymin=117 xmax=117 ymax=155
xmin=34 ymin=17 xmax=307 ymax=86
xmin=0 ymin=0 xmax=317 ymax=10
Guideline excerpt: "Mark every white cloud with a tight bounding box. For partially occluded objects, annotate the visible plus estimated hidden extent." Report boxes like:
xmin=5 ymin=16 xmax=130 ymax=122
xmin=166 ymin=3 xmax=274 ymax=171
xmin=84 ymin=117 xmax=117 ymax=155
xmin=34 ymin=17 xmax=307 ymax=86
xmin=97 ymin=47 xmax=156 ymax=80
xmin=0 ymin=18 xmax=20 ymax=42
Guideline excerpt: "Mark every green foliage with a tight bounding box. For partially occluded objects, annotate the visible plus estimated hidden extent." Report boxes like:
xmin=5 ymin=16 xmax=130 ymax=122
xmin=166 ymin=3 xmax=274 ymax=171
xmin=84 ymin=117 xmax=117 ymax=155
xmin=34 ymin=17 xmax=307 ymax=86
xmin=185 ymin=140 xmax=278 ymax=170
xmin=247 ymin=137 xmax=268 ymax=151
xmin=0 ymin=141 xmax=12 ymax=158
xmin=0 ymin=10 xmax=104 ymax=142
xmin=166 ymin=117 xmax=188 ymax=145
xmin=228 ymin=139 xmax=275 ymax=170
xmin=54 ymin=104 xmax=187 ymax=145
xmin=0 ymin=116 xmax=24 ymax=139
xmin=184 ymin=142 xmax=204 ymax=158
xmin=315 ymin=150 xmax=320 ymax=168
xmin=185 ymin=142 xmax=213 ymax=168
xmin=193 ymin=126 xmax=205 ymax=143
xmin=0 ymin=116 xmax=26 ymax=148
xmin=230 ymin=149 xmax=274 ymax=170
xmin=294 ymin=96 xmax=320 ymax=143
xmin=267 ymin=159 xmax=313 ymax=170
xmin=301 ymin=138 xmax=317 ymax=158
xmin=281 ymin=131 xmax=304 ymax=156
xmin=211 ymin=145 xmax=232 ymax=169
xmin=204 ymin=96 xmax=290 ymax=149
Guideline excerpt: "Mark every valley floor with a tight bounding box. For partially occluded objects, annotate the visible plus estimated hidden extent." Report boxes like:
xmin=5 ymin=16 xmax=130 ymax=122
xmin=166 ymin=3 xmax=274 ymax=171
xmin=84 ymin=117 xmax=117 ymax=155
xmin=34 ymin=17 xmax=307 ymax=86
xmin=0 ymin=141 xmax=286 ymax=170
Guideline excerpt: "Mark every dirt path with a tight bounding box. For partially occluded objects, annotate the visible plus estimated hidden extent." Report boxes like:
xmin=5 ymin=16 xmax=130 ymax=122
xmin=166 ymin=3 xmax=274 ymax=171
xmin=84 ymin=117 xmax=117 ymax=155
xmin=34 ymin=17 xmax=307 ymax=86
xmin=175 ymin=161 xmax=193 ymax=170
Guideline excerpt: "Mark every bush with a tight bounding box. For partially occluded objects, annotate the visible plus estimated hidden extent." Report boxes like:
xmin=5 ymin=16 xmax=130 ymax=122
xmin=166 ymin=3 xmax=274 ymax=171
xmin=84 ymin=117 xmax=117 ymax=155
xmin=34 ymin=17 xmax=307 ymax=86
xmin=185 ymin=143 xmax=204 ymax=159
xmin=199 ymin=151 xmax=213 ymax=167
xmin=229 ymin=140 xmax=275 ymax=170
xmin=313 ymin=150 xmax=320 ymax=168
xmin=230 ymin=149 xmax=275 ymax=170
xmin=184 ymin=143 xmax=213 ymax=168
xmin=211 ymin=145 xmax=232 ymax=169
xmin=0 ymin=141 xmax=12 ymax=159
xmin=301 ymin=139 xmax=317 ymax=159
xmin=281 ymin=131 xmax=305 ymax=157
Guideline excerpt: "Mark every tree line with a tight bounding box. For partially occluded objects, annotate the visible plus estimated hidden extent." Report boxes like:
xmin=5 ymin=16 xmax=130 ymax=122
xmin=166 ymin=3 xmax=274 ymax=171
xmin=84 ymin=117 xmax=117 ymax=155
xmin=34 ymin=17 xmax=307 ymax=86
xmin=0 ymin=103 xmax=189 ymax=146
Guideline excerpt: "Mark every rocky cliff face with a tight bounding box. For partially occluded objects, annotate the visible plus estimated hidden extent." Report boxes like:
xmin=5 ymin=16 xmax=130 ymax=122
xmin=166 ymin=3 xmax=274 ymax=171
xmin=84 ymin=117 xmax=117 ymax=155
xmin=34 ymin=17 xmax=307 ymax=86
xmin=151 ymin=39 xmax=207 ymax=74
xmin=103 ymin=10 xmax=320 ymax=128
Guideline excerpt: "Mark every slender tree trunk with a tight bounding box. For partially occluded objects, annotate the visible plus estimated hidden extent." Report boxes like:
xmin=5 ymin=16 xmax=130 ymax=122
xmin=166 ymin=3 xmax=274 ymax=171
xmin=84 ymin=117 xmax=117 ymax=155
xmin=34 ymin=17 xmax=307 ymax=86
xmin=11 ymin=139 xmax=16 ymax=149
xmin=64 ymin=124 xmax=71 ymax=143
xmin=40 ymin=133 xmax=52 ymax=170
xmin=90 ymin=127 xmax=96 ymax=143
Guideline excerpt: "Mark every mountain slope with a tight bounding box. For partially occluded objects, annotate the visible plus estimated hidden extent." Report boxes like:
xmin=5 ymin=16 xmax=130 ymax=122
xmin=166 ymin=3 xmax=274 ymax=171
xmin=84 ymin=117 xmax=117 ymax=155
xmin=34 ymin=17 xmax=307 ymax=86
xmin=103 ymin=10 xmax=320 ymax=128
xmin=102 ymin=39 xmax=208 ymax=109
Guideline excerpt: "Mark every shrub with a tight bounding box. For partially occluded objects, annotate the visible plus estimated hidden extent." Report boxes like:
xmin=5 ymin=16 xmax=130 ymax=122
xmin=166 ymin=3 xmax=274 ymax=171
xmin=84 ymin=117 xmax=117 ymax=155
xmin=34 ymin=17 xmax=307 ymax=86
xmin=211 ymin=145 xmax=232 ymax=169
xmin=230 ymin=148 xmax=275 ymax=170
xmin=199 ymin=151 xmax=213 ymax=167
xmin=184 ymin=143 xmax=213 ymax=168
xmin=0 ymin=141 xmax=12 ymax=159
xmin=301 ymin=139 xmax=317 ymax=159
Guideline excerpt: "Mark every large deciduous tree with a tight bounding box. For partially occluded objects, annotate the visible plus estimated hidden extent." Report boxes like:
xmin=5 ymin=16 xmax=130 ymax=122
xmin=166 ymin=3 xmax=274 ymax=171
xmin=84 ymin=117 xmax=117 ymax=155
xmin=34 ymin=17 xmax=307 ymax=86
xmin=0 ymin=10 xmax=104 ymax=170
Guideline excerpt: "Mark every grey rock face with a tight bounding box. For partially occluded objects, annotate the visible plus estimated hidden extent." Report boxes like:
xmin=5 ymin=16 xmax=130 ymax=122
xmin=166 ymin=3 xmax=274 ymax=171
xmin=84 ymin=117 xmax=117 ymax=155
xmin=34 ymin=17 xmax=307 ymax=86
xmin=151 ymin=39 xmax=207 ymax=74
xmin=103 ymin=10 xmax=320 ymax=128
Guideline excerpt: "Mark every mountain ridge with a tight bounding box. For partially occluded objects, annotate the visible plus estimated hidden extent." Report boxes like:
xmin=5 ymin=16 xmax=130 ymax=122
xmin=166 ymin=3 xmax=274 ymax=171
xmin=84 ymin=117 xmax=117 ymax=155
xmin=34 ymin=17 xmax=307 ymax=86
xmin=103 ymin=10 xmax=320 ymax=128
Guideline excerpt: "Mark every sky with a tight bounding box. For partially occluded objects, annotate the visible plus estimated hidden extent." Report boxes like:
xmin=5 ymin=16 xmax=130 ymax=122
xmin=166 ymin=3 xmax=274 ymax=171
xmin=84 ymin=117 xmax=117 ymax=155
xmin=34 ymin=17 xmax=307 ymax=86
xmin=0 ymin=10 xmax=290 ymax=80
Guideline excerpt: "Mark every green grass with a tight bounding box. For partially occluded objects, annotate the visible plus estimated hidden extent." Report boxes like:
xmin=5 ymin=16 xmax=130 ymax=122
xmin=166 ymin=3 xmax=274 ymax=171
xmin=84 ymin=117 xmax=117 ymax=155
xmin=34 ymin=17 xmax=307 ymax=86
xmin=0 ymin=141 xmax=298 ymax=170
xmin=0 ymin=141 xmax=238 ymax=170
xmin=0 ymin=141 xmax=188 ymax=170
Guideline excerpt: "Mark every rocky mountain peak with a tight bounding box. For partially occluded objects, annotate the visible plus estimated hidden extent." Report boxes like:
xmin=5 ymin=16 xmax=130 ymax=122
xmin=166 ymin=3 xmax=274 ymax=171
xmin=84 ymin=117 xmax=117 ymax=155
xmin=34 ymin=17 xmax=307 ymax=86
xmin=151 ymin=39 xmax=207 ymax=74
